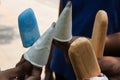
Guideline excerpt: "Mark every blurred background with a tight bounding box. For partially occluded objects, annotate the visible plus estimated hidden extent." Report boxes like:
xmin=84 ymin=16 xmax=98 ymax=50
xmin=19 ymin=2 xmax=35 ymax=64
xmin=0 ymin=0 xmax=59 ymax=79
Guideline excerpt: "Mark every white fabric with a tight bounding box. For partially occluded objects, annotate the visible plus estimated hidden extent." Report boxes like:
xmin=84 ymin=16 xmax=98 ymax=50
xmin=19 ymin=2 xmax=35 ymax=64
xmin=54 ymin=1 xmax=72 ymax=42
xmin=24 ymin=23 xmax=55 ymax=67
xmin=86 ymin=73 xmax=109 ymax=80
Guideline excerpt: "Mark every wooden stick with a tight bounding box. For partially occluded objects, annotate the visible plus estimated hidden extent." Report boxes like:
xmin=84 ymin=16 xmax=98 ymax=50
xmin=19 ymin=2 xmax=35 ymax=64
xmin=91 ymin=10 xmax=108 ymax=58
xmin=69 ymin=37 xmax=101 ymax=80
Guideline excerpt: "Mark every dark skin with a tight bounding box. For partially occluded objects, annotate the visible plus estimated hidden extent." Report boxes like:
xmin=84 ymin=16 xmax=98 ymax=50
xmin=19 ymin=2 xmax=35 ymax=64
xmin=104 ymin=32 xmax=120 ymax=56
xmin=98 ymin=57 xmax=120 ymax=80
xmin=52 ymin=36 xmax=79 ymax=64
xmin=0 ymin=56 xmax=42 ymax=80
xmin=15 ymin=56 xmax=42 ymax=80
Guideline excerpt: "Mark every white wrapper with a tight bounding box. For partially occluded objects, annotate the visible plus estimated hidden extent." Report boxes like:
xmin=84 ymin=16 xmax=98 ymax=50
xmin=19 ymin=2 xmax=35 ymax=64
xmin=85 ymin=73 xmax=109 ymax=80
xmin=24 ymin=23 xmax=55 ymax=67
xmin=54 ymin=1 xmax=72 ymax=42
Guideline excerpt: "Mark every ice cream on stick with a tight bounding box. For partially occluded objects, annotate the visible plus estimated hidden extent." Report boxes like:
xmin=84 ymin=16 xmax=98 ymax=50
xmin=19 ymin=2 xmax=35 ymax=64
xmin=69 ymin=37 xmax=101 ymax=80
xmin=91 ymin=10 xmax=108 ymax=58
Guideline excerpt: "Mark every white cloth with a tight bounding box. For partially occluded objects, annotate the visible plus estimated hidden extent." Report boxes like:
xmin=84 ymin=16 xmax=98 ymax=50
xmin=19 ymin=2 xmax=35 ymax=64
xmin=54 ymin=1 xmax=72 ymax=42
xmin=24 ymin=23 xmax=55 ymax=67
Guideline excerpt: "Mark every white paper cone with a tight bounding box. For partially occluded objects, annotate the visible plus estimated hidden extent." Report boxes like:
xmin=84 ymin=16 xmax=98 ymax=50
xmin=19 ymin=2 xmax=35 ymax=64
xmin=24 ymin=22 xmax=56 ymax=67
xmin=54 ymin=1 xmax=72 ymax=42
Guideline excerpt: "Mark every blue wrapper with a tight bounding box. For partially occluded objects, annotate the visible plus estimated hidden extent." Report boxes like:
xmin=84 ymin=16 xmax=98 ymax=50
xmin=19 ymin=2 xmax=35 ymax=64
xmin=18 ymin=8 xmax=40 ymax=48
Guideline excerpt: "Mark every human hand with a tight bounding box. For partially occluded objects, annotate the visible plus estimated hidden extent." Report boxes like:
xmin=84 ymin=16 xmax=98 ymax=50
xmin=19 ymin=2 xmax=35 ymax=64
xmin=0 ymin=67 xmax=20 ymax=80
xmin=0 ymin=55 xmax=42 ymax=80
xmin=53 ymin=36 xmax=79 ymax=64
xmin=98 ymin=56 xmax=120 ymax=80
xmin=104 ymin=32 xmax=120 ymax=56
xmin=0 ymin=55 xmax=31 ymax=80
xmin=53 ymin=36 xmax=79 ymax=51
xmin=15 ymin=55 xmax=42 ymax=80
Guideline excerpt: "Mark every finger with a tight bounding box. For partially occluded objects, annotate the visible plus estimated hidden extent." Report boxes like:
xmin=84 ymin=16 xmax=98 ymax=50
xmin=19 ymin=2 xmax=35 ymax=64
xmin=16 ymin=55 xmax=26 ymax=67
xmin=109 ymin=75 xmax=120 ymax=80
xmin=70 ymin=36 xmax=79 ymax=43
xmin=16 ymin=61 xmax=32 ymax=74
xmin=53 ymin=39 xmax=70 ymax=51
xmin=15 ymin=61 xmax=33 ymax=80
xmin=0 ymin=68 xmax=23 ymax=80
xmin=31 ymin=66 xmax=42 ymax=77
xmin=26 ymin=66 xmax=42 ymax=80
xmin=98 ymin=56 xmax=120 ymax=76
xmin=16 ymin=74 xmax=26 ymax=80
xmin=44 ymin=72 xmax=54 ymax=80
xmin=25 ymin=76 xmax=41 ymax=80
xmin=64 ymin=51 xmax=71 ymax=64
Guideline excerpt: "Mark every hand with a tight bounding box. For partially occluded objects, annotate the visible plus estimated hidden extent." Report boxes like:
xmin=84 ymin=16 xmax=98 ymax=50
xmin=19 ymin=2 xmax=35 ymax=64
xmin=53 ymin=36 xmax=79 ymax=64
xmin=0 ymin=55 xmax=42 ymax=80
xmin=0 ymin=68 xmax=20 ymax=80
xmin=53 ymin=36 xmax=79 ymax=51
xmin=98 ymin=56 xmax=120 ymax=80
xmin=105 ymin=32 xmax=120 ymax=56
xmin=15 ymin=55 xmax=42 ymax=80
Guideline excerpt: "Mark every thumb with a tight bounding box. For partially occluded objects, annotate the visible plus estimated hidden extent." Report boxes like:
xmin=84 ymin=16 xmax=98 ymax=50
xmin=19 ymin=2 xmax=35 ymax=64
xmin=98 ymin=56 xmax=120 ymax=76
xmin=15 ymin=60 xmax=33 ymax=75
xmin=0 ymin=68 xmax=19 ymax=79
xmin=16 ymin=55 xmax=26 ymax=67
xmin=25 ymin=66 xmax=42 ymax=80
